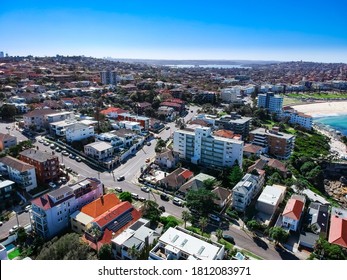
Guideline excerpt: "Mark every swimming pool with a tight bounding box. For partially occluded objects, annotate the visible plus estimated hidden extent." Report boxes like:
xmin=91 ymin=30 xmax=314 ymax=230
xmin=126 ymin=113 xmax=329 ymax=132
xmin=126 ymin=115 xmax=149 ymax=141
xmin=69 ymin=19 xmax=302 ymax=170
xmin=5 ymin=243 xmax=15 ymax=251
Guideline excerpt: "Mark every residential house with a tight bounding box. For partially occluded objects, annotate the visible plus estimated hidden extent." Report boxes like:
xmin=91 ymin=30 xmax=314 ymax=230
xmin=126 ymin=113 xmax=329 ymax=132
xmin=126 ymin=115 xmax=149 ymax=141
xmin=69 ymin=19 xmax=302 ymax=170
xmin=248 ymin=158 xmax=290 ymax=178
xmin=65 ymin=123 xmax=94 ymax=143
xmin=0 ymin=133 xmax=17 ymax=151
xmin=19 ymin=149 xmax=59 ymax=184
xmin=256 ymin=185 xmax=286 ymax=224
xmin=70 ymin=193 xmax=121 ymax=234
xmin=45 ymin=111 xmax=75 ymax=124
xmin=281 ymin=195 xmax=305 ymax=231
xmin=158 ymin=168 xmax=194 ymax=191
xmin=118 ymin=113 xmax=150 ymax=131
xmin=149 ymin=226 xmax=225 ymax=260
xmin=249 ymin=127 xmax=295 ymax=160
xmin=328 ymin=207 xmax=347 ymax=248
xmin=243 ymin=144 xmax=263 ymax=158
xmin=212 ymin=187 xmax=232 ymax=209
xmin=155 ymin=149 xmax=180 ymax=169
xmin=100 ymin=107 xmax=127 ymax=119
xmin=31 ymin=178 xmax=104 ymax=239
xmin=299 ymin=202 xmax=329 ymax=249
xmin=118 ymin=121 xmax=142 ymax=132
xmin=0 ymin=156 xmax=37 ymax=192
xmin=178 ymin=173 xmax=216 ymax=197
xmin=111 ymin=218 xmax=162 ymax=260
xmin=157 ymin=106 xmax=176 ymax=121
xmin=135 ymin=102 xmax=152 ymax=114
xmin=232 ymin=172 xmax=265 ymax=212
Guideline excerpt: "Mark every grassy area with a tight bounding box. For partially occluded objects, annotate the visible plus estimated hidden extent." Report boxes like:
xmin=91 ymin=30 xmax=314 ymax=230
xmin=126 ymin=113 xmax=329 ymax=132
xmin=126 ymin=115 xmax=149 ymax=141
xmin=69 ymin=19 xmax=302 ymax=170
xmin=283 ymin=97 xmax=305 ymax=106
xmin=186 ymin=226 xmax=211 ymax=238
xmin=219 ymin=239 xmax=234 ymax=250
xmin=286 ymin=92 xmax=347 ymax=99
xmin=8 ymin=248 xmax=21 ymax=260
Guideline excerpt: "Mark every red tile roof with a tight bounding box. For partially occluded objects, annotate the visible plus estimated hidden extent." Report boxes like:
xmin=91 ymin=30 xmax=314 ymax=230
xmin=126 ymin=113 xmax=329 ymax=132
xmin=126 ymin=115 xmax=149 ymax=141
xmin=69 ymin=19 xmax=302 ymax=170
xmin=214 ymin=129 xmax=241 ymax=139
xmin=243 ymin=144 xmax=263 ymax=153
xmin=160 ymin=101 xmax=182 ymax=108
xmin=328 ymin=216 xmax=347 ymax=248
xmin=100 ymin=107 xmax=127 ymax=115
xmin=283 ymin=198 xmax=304 ymax=220
xmin=180 ymin=169 xmax=194 ymax=180
xmin=93 ymin=201 xmax=133 ymax=228
xmin=80 ymin=193 xmax=121 ymax=218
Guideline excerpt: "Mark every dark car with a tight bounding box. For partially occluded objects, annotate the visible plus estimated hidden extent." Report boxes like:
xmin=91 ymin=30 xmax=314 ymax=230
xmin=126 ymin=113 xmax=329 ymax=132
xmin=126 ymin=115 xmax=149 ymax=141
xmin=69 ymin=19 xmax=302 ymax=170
xmin=160 ymin=193 xmax=169 ymax=201
xmin=222 ymin=234 xmax=235 ymax=244
xmin=159 ymin=206 xmax=166 ymax=212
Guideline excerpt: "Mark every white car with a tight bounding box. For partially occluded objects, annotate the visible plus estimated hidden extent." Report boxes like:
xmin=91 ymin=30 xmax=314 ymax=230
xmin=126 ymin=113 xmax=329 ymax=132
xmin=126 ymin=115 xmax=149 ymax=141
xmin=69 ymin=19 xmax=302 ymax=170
xmin=0 ymin=221 xmax=3 ymax=226
xmin=141 ymin=186 xmax=150 ymax=193
xmin=173 ymin=198 xmax=183 ymax=207
xmin=24 ymin=205 xmax=32 ymax=212
xmin=9 ymin=225 xmax=20 ymax=235
xmin=115 ymin=187 xmax=123 ymax=193
xmin=48 ymin=182 xmax=57 ymax=188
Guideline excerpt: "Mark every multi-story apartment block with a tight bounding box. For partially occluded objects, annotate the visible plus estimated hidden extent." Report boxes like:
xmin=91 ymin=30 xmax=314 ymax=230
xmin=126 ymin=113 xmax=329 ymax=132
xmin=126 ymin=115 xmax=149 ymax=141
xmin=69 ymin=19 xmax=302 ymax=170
xmin=215 ymin=113 xmax=252 ymax=139
xmin=84 ymin=142 xmax=114 ymax=161
xmin=117 ymin=113 xmax=150 ymax=131
xmin=100 ymin=70 xmax=117 ymax=85
xmin=257 ymin=92 xmax=283 ymax=113
xmin=249 ymin=127 xmax=295 ymax=160
xmin=232 ymin=173 xmax=265 ymax=212
xmin=281 ymin=107 xmax=313 ymax=129
xmin=31 ymin=178 xmax=104 ymax=239
xmin=173 ymin=126 xmax=243 ymax=168
xmin=19 ymin=149 xmax=59 ymax=184
xmin=0 ymin=180 xmax=16 ymax=210
xmin=45 ymin=111 xmax=74 ymax=124
xmin=0 ymin=156 xmax=37 ymax=192
xmin=23 ymin=108 xmax=56 ymax=130
xmin=220 ymin=87 xmax=240 ymax=103
xmin=149 ymin=226 xmax=225 ymax=260
xmin=0 ymin=133 xmax=17 ymax=151
xmin=65 ymin=123 xmax=94 ymax=143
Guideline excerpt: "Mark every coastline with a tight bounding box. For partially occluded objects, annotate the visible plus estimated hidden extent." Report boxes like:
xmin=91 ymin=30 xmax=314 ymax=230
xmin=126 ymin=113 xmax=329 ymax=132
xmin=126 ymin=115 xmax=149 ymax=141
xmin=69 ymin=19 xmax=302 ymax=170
xmin=291 ymin=101 xmax=347 ymax=117
xmin=292 ymin=101 xmax=347 ymax=157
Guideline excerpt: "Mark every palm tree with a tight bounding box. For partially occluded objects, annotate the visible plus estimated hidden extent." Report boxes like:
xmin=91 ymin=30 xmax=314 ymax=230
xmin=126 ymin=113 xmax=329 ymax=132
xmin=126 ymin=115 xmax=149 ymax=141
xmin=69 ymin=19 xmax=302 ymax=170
xmin=127 ymin=244 xmax=140 ymax=260
xmin=181 ymin=210 xmax=191 ymax=229
xmin=199 ymin=217 xmax=208 ymax=235
xmin=216 ymin=229 xmax=223 ymax=241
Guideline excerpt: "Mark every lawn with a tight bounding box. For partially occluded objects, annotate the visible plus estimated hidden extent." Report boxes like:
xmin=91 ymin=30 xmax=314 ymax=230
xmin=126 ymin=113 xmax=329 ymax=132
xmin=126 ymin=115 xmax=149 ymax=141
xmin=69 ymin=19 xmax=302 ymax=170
xmin=8 ymin=248 xmax=21 ymax=260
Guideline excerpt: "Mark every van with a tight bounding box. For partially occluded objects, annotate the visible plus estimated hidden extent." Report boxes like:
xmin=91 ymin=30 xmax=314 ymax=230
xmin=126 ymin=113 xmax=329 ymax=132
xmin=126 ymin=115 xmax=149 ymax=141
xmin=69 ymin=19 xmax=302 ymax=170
xmin=131 ymin=193 xmax=139 ymax=200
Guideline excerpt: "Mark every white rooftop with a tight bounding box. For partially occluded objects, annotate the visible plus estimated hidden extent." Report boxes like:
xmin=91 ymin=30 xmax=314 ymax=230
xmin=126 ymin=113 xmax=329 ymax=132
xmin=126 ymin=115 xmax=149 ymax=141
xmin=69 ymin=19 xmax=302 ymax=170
xmin=85 ymin=141 xmax=113 ymax=151
xmin=70 ymin=210 xmax=94 ymax=226
xmin=257 ymin=185 xmax=286 ymax=205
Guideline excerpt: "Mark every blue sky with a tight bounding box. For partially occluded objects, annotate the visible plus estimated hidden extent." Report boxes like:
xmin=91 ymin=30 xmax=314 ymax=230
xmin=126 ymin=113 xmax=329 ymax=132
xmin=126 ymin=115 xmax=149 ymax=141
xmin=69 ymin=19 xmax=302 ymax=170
xmin=1 ymin=0 xmax=347 ymax=62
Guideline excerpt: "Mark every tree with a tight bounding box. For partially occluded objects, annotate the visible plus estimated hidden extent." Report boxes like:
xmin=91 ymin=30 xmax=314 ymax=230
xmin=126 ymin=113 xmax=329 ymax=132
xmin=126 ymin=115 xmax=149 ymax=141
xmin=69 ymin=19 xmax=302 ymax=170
xmin=142 ymin=200 xmax=161 ymax=224
xmin=202 ymin=178 xmax=217 ymax=190
xmin=268 ymin=227 xmax=289 ymax=245
xmin=199 ymin=217 xmax=208 ymax=235
xmin=119 ymin=192 xmax=132 ymax=203
xmin=36 ymin=233 xmax=97 ymax=260
xmin=0 ymin=104 xmax=16 ymax=121
xmin=186 ymin=188 xmax=217 ymax=216
xmin=246 ymin=220 xmax=261 ymax=232
xmin=98 ymin=244 xmax=113 ymax=260
xmin=312 ymin=237 xmax=346 ymax=260
xmin=127 ymin=244 xmax=140 ymax=260
xmin=181 ymin=210 xmax=192 ymax=229
xmin=216 ymin=229 xmax=223 ymax=241
xmin=228 ymin=164 xmax=243 ymax=188
xmin=160 ymin=216 xmax=180 ymax=231
xmin=16 ymin=227 xmax=27 ymax=246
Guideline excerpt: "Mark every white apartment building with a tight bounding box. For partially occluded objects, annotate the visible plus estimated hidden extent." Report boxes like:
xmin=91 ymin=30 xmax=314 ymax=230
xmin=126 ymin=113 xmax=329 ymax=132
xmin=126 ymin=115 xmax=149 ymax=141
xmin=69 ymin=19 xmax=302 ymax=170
xmin=118 ymin=121 xmax=142 ymax=131
xmin=232 ymin=173 xmax=265 ymax=212
xmin=149 ymin=226 xmax=225 ymax=260
xmin=173 ymin=126 xmax=243 ymax=168
xmin=257 ymin=92 xmax=283 ymax=113
xmin=281 ymin=107 xmax=313 ymax=129
xmin=220 ymin=87 xmax=239 ymax=103
xmin=84 ymin=142 xmax=114 ymax=161
xmin=49 ymin=120 xmax=75 ymax=137
xmin=31 ymin=178 xmax=103 ymax=239
xmin=0 ymin=156 xmax=37 ymax=192
xmin=46 ymin=111 xmax=74 ymax=124
xmin=65 ymin=123 xmax=94 ymax=142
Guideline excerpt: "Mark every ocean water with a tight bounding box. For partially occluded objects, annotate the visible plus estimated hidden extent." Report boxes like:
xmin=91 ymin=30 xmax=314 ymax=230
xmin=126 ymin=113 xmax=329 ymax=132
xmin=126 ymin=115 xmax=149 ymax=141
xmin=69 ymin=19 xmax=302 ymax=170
xmin=314 ymin=115 xmax=347 ymax=136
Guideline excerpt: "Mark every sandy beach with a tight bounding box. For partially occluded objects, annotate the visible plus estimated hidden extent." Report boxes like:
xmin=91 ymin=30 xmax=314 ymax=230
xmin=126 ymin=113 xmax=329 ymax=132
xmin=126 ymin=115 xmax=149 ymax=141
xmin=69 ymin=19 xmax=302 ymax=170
xmin=292 ymin=101 xmax=347 ymax=117
xmin=292 ymin=101 xmax=347 ymax=156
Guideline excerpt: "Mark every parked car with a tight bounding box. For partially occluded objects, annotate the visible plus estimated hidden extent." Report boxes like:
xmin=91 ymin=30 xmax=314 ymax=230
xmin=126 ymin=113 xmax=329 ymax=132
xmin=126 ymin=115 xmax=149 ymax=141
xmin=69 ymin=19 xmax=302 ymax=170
xmin=55 ymin=147 xmax=62 ymax=152
xmin=138 ymin=197 xmax=146 ymax=202
xmin=160 ymin=193 xmax=169 ymax=201
xmin=222 ymin=234 xmax=235 ymax=244
xmin=165 ymin=126 xmax=170 ymax=130
xmin=172 ymin=197 xmax=183 ymax=207
xmin=48 ymin=182 xmax=57 ymax=188
xmin=115 ymin=187 xmax=123 ymax=193
xmin=24 ymin=205 xmax=32 ymax=212
xmin=66 ymin=167 xmax=72 ymax=172
xmin=43 ymin=141 xmax=50 ymax=146
xmin=131 ymin=193 xmax=139 ymax=200
xmin=69 ymin=154 xmax=75 ymax=159
xmin=50 ymin=144 xmax=56 ymax=149
xmin=208 ymin=213 xmax=221 ymax=222
xmin=0 ymin=221 xmax=3 ymax=226
xmin=117 ymin=175 xmax=125 ymax=181
xmin=141 ymin=186 xmax=150 ymax=193
xmin=60 ymin=177 xmax=67 ymax=183
xmin=75 ymin=156 xmax=82 ymax=162
xmin=38 ymin=139 xmax=44 ymax=143
xmin=145 ymin=158 xmax=150 ymax=163
xmin=62 ymin=150 xmax=69 ymax=156
xmin=9 ymin=225 xmax=20 ymax=235
xmin=159 ymin=206 xmax=166 ymax=212
xmin=146 ymin=142 xmax=151 ymax=146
